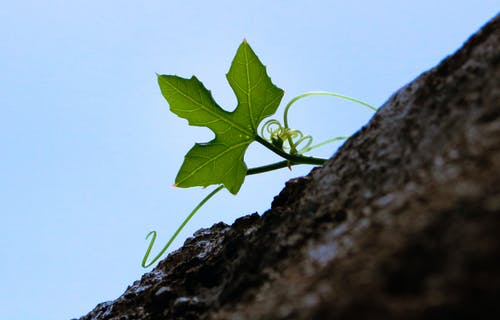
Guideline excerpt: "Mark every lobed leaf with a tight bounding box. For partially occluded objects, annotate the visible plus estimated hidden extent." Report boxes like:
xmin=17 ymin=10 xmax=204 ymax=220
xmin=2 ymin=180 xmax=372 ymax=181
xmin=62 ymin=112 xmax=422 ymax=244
xmin=158 ymin=41 xmax=284 ymax=194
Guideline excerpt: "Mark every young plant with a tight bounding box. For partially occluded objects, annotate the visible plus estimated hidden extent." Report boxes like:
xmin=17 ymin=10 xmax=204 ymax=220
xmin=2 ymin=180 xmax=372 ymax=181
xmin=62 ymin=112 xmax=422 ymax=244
xmin=142 ymin=40 xmax=376 ymax=268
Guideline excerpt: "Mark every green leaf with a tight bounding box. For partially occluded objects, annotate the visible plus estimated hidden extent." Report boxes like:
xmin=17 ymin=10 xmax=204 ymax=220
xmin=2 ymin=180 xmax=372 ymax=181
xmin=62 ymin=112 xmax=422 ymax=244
xmin=158 ymin=41 xmax=284 ymax=194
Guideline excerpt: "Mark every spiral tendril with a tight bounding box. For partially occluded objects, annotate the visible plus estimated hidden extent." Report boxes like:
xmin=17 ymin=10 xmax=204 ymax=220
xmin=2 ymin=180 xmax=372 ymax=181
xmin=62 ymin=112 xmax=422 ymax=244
xmin=260 ymin=119 xmax=312 ymax=155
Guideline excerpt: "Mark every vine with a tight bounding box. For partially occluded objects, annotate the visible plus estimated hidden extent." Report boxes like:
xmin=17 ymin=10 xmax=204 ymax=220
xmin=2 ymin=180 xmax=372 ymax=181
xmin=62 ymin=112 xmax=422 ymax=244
xmin=142 ymin=41 xmax=376 ymax=268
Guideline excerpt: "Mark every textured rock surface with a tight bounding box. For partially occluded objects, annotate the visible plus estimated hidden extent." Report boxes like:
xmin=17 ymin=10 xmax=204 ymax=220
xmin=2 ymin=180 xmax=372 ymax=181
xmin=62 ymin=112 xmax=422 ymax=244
xmin=79 ymin=15 xmax=499 ymax=320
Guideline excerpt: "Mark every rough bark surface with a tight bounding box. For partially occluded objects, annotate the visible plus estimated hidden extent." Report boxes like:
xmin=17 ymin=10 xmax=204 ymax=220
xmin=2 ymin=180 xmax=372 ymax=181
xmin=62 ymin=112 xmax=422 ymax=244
xmin=78 ymin=15 xmax=500 ymax=320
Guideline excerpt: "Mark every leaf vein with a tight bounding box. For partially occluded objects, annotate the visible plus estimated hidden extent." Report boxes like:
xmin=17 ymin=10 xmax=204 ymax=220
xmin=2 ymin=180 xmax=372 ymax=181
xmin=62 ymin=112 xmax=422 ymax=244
xmin=165 ymin=77 xmax=251 ymax=136
xmin=176 ymin=140 xmax=250 ymax=186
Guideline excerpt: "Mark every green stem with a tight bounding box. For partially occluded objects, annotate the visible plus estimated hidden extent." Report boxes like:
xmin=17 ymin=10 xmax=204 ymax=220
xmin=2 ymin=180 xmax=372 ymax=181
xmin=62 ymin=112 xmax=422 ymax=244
xmin=247 ymin=160 xmax=290 ymax=175
xmin=246 ymin=160 xmax=319 ymax=175
xmin=142 ymin=184 xmax=224 ymax=268
xmin=255 ymin=135 xmax=326 ymax=165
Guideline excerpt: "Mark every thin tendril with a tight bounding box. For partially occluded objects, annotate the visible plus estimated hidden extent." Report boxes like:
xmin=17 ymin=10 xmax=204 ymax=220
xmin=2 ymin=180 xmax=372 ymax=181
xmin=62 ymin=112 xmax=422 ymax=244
xmin=299 ymin=136 xmax=349 ymax=154
xmin=142 ymin=185 xmax=224 ymax=268
xmin=293 ymin=134 xmax=313 ymax=153
xmin=278 ymin=91 xmax=376 ymax=154
xmin=283 ymin=91 xmax=377 ymax=129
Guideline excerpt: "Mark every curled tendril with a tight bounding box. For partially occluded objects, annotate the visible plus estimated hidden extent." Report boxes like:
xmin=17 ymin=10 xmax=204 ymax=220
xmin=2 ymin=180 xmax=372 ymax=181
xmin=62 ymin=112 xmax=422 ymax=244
xmin=142 ymin=185 xmax=224 ymax=268
xmin=260 ymin=119 xmax=312 ymax=155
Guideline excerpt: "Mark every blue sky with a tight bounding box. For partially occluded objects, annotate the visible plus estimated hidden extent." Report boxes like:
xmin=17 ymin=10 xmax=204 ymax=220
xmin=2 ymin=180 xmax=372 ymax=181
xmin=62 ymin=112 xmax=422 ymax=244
xmin=0 ymin=1 xmax=498 ymax=319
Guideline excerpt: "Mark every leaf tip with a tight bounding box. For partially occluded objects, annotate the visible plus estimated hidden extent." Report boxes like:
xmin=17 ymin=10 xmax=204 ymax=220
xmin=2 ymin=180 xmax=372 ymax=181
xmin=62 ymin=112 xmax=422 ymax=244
xmin=172 ymin=183 xmax=178 ymax=188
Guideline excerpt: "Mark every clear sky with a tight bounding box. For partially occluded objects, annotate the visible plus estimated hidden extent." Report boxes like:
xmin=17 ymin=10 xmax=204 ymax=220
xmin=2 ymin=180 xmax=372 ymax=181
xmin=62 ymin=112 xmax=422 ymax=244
xmin=0 ymin=1 xmax=498 ymax=319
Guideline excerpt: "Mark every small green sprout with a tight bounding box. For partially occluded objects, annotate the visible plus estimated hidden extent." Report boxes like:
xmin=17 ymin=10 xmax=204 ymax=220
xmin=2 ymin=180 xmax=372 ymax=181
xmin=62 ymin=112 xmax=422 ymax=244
xmin=142 ymin=40 xmax=376 ymax=268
